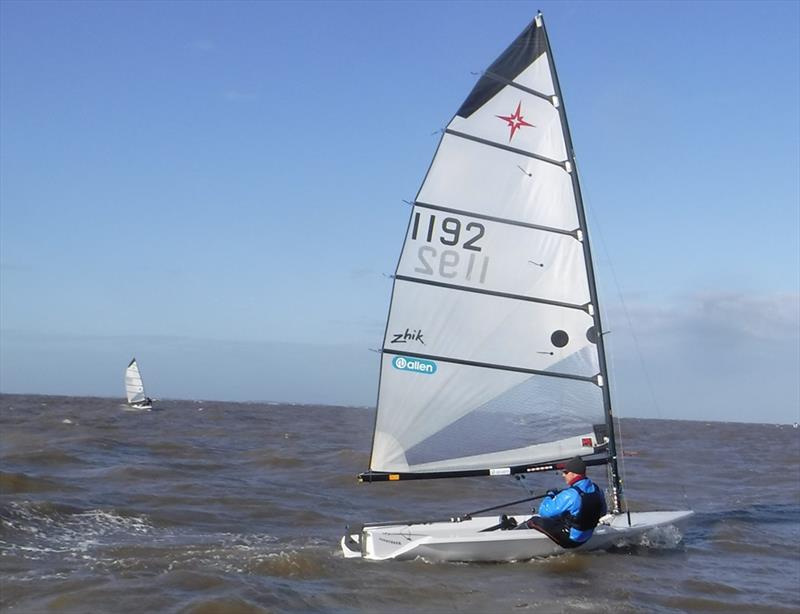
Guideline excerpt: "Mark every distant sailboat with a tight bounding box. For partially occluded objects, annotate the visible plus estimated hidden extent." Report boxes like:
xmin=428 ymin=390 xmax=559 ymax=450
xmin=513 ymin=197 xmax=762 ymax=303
xmin=124 ymin=358 xmax=153 ymax=410
xmin=341 ymin=12 xmax=692 ymax=562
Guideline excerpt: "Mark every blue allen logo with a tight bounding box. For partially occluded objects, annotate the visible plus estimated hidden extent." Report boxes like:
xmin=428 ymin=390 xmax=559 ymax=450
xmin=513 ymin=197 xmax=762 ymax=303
xmin=392 ymin=355 xmax=437 ymax=375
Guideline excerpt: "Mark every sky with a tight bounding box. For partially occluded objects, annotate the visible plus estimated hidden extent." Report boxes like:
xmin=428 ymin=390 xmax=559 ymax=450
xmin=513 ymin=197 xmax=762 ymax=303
xmin=1 ymin=0 xmax=798 ymax=424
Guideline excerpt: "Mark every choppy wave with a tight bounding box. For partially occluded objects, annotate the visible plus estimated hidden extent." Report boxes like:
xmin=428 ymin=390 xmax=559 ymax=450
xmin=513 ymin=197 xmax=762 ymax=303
xmin=2 ymin=393 xmax=799 ymax=613
xmin=0 ymin=472 xmax=68 ymax=494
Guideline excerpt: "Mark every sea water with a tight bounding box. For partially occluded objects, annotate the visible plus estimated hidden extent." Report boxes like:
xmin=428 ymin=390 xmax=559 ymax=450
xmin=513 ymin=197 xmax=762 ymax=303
xmin=1 ymin=394 xmax=798 ymax=613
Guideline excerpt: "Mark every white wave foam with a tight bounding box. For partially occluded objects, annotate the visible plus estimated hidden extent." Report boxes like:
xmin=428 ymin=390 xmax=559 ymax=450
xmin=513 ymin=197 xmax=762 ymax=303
xmin=637 ymin=524 xmax=685 ymax=549
xmin=2 ymin=502 xmax=154 ymax=561
xmin=606 ymin=524 xmax=685 ymax=551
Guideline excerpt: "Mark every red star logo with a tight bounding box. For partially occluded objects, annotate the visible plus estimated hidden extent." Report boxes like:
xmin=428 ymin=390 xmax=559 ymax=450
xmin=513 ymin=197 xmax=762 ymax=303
xmin=496 ymin=102 xmax=534 ymax=142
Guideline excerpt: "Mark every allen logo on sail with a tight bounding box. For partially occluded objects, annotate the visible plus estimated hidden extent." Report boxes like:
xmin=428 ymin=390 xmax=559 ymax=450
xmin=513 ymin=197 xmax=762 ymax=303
xmin=392 ymin=355 xmax=437 ymax=375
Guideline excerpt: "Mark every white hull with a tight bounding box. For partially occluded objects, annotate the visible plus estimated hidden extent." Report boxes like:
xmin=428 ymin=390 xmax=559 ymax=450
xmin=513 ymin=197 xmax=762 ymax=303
xmin=341 ymin=510 xmax=693 ymax=562
xmin=125 ymin=403 xmax=152 ymax=411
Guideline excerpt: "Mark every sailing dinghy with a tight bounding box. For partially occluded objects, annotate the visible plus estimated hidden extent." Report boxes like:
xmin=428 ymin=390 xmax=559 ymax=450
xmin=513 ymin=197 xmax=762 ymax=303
xmin=341 ymin=13 xmax=692 ymax=562
xmin=124 ymin=358 xmax=153 ymax=410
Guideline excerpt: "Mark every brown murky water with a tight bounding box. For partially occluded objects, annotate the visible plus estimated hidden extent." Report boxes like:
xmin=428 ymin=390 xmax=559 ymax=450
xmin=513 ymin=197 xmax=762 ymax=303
xmin=2 ymin=394 xmax=798 ymax=613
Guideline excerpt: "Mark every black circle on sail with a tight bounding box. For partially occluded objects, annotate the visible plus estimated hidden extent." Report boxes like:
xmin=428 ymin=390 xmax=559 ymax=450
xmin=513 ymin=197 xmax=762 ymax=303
xmin=551 ymin=330 xmax=569 ymax=348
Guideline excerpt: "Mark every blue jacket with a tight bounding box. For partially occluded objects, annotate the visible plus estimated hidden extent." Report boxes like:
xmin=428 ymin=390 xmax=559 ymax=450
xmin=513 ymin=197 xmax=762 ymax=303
xmin=538 ymin=477 xmax=607 ymax=542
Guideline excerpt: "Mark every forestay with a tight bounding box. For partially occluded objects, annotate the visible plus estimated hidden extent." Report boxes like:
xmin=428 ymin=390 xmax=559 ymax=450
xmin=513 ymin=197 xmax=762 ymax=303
xmin=366 ymin=15 xmax=617 ymax=482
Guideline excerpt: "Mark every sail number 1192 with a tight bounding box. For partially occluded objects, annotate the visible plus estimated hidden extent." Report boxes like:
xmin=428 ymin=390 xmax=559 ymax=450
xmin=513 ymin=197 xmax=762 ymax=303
xmin=410 ymin=211 xmax=490 ymax=284
xmin=411 ymin=212 xmax=484 ymax=251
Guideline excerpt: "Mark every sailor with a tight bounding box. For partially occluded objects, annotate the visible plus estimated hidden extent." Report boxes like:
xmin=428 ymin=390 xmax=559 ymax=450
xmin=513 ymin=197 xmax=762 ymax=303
xmin=513 ymin=456 xmax=607 ymax=548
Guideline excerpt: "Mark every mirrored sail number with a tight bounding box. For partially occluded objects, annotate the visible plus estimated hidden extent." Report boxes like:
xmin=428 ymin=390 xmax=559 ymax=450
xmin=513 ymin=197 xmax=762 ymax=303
xmin=410 ymin=211 xmax=490 ymax=283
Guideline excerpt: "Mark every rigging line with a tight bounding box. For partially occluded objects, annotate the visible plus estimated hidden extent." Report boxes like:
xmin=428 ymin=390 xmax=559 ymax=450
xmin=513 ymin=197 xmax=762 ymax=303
xmin=354 ymin=493 xmax=550 ymax=530
xmin=445 ymin=129 xmax=568 ymax=171
xmin=414 ymin=200 xmax=576 ymax=238
xmin=601 ymin=324 xmax=629 ymax=496
xmin=578 ymin=187 xmax=665 ymax=510
xmin=382 ymin=348 xmax=598 ymax=384
xmin=394 ymin=274 xmax=591 ymax=313
xmin=583 ymin=201 xmax=664 ymax=421
xmin=578 ymin=196 xmax=632 ymax=496
xmin=463 ymin=492 xmax=550 ymax=519
xmin=603 ymin=364 xmax=628 ymax=508
xmin=482 ymin=70 xmax=556 ymax=105
xmin=514 ymin=473 xmax=537 ymax=496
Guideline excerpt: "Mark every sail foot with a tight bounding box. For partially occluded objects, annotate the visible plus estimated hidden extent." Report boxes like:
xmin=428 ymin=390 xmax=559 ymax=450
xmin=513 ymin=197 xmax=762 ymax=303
xmin=373 ymin=432 xmax=600 ymax=474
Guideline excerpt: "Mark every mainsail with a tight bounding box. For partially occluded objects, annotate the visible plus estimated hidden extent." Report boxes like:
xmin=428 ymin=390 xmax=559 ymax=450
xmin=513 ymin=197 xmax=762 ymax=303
xmin=362 ymin=14 xmax=622 ymax=510
xmin=125 ymin=358 xmax=148 ymax=405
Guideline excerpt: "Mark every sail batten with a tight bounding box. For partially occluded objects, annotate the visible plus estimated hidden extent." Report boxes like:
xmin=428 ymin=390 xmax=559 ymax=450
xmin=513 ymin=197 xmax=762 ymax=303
xmin=482 ymin=70 xmax=555 ymax=103
xmin=414 ymin=201 xmax=578 ymax=237
xmin=394 ymin=275 xmax=590 ymax=313
xmin=445 ymin=129 xmax=568 ymax=169
xmin=382 ymin=348 xmax=599 ymax=384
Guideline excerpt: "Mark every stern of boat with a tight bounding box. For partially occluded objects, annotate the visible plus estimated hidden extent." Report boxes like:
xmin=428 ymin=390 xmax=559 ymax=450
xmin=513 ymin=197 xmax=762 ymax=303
xmin=341 ymin=527 xmax=363 ymax=558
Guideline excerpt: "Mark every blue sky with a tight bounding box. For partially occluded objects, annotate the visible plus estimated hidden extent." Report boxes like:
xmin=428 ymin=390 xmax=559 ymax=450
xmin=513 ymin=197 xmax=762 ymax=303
xmin=1 ymin=1 xmax=798 ymax=423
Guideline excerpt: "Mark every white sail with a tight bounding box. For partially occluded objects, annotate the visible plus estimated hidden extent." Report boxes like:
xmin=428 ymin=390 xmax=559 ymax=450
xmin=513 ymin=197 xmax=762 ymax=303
xmin=369 ymin=16 xmax=609 ymax=475
xmin=125 ymin=358 xmax=147 ymax=405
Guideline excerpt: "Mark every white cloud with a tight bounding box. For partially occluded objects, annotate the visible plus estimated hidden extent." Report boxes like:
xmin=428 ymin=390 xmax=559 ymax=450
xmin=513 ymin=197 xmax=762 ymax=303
xmin=684 ymin=292 xmax=798 ymax=340
xmin=604 ymin=292 xmax=800 ymax=424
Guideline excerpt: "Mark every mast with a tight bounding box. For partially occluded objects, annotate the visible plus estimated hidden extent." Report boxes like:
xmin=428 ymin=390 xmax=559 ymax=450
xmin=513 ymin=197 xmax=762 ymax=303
xmin=537 ymin=13 xmax=625 ymax=514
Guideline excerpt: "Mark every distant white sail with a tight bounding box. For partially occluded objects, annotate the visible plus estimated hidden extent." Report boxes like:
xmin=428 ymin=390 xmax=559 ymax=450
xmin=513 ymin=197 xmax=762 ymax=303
xmin=125 ymin=358 xmax=147 ymax=406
